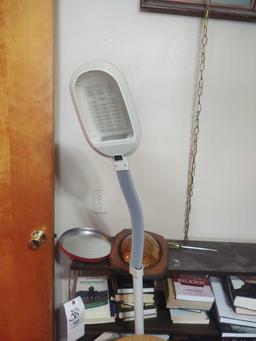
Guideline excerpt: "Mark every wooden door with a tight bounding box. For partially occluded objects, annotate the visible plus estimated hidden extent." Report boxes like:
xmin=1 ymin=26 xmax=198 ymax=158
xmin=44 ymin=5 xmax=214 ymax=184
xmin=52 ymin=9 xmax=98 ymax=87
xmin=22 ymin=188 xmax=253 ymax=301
xmin=0 ymin=1 xmax=54 ymax=340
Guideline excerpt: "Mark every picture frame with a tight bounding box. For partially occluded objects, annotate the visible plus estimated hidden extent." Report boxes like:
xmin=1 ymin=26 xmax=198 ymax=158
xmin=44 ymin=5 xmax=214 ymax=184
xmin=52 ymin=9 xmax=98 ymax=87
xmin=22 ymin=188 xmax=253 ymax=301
xmin=140 ymin=0 xmax=256 ymax=22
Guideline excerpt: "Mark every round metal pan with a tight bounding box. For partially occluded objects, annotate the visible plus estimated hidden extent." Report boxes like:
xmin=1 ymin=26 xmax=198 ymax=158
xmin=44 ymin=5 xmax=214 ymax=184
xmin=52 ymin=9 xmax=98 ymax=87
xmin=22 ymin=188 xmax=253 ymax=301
xmin=59 ymin=227 xmax=112 ymax=262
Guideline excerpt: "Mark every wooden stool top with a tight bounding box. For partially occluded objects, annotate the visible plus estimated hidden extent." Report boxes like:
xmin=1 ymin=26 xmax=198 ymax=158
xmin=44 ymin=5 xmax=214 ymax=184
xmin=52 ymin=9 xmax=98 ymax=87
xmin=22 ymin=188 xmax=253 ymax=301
xmin=116 ymin=336 xmax=164 ymax=341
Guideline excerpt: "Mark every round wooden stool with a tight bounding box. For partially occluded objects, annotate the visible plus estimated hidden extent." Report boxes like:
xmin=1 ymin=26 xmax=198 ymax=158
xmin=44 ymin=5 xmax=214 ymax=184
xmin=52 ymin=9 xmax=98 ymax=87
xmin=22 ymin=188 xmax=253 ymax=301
xmin=116 ymin=336 xmax=164 ymax=341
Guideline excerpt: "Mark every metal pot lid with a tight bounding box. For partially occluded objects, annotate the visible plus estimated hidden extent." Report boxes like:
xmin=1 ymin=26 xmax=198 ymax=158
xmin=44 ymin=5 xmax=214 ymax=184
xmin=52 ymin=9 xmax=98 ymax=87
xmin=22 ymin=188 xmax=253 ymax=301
xmin=59 ymin=227 xmax=112 ymax=262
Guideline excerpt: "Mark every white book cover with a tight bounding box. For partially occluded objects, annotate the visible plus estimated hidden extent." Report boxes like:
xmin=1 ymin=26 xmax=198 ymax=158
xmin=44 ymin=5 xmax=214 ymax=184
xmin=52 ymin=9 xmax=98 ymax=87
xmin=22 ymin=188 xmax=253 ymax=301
xmin=236 ymin=306 xmax=256 ymax=316
xmin=209 ymin=277 xmax=256 ymax=328
xmin=229 ymin=275 xmax=256 ymax=310
xmin=166 ymin=278 xmax=213 ymax=311
xmin=75 ymin=276 xmax=111 ymax=321
xmin=172 ymin=274 xmax=214 ymax=303
xmin=170 ymin=308 xmax=209 ymax=324
xmin=220 ymin=323 xmax=256 ymax=338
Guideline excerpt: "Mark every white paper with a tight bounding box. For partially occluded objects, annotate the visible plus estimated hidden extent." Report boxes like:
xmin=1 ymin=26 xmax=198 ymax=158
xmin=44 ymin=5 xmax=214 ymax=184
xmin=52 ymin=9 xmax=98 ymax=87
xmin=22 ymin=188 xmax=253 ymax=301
xmin=64 ymin=296 xmax=85 ymax=341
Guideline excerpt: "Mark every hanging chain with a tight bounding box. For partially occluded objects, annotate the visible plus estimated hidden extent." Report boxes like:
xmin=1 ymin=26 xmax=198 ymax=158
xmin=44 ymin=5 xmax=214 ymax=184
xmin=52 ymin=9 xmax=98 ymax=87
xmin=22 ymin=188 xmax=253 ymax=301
xmin=184 ymin=0 xmax=210 ymax=241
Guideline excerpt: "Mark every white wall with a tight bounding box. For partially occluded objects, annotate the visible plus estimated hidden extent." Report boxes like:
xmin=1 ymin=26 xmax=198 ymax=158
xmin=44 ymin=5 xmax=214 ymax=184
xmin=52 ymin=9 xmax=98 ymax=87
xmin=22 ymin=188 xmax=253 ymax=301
xmin=56 ymin=0 xmax=256 ymax=242
xmin=55 ymin=1 xmax=256 ymax=336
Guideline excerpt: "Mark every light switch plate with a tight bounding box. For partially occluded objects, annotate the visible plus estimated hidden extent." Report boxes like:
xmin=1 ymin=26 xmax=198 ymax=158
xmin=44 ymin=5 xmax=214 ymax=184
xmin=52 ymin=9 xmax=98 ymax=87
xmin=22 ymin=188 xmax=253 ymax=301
xmin=92 ymin=190 xmax=108 ymax=213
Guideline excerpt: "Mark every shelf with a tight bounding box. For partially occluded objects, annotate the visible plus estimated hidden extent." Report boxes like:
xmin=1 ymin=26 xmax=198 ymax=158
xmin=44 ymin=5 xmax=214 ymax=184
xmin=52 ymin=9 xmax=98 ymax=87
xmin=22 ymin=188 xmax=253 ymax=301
xmin=167 ymin=240 xmax=256 ymax=276
xmin=74 ymin=276 xmax=220 ymax=340
xmin=81 ymin=302 xmax=219 ymax=340
xmin=71 ymin=239 xmax=256 ymax=277
xmin=83 ymin=316 xmax=218 ymax=339
xmin=71 ymin=259 xmax=111 ymax=277
xmin=71 ymin=239 xmax=256 ymax=341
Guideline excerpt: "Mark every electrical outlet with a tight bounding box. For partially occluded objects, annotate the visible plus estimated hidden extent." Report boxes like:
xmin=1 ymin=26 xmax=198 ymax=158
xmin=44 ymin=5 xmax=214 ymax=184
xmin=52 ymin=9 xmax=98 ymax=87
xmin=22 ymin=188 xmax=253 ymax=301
xmin=92 ymin=190 xmax=108 ymax=213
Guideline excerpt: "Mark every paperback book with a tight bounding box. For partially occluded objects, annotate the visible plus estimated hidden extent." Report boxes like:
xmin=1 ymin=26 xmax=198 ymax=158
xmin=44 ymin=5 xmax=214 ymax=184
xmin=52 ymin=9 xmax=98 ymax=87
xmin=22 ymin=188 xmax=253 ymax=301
xmin=121 ymin=314 xmax=157 ymax=322
xmin=114 ymin=293 xmax=154 ymax=303
xmin=115 ymin=291 xmax=157 ymax=321
xmin=75 ymin=276 xmax=115 ymax=324
xmin=166 ymin=278 xmax=213 ymax=311
xmin=235 ymin=306 xmax=256 ymax=316
xmin=114 ymin=274 xmax=157 ymax=322
xmin=118 ymin=308 xmax=157 ymax=319
xmin=169 ymin=308 xmax=209 ymax=324
xmin=172 ymin=274 xmax=214 ymax=303
xmin=225 ymin=275 xmax=256 ymax=311
xmin=220 ymin=322 xmax=256 ymax=338
xmin=115 ymin=274 xmax=155 ymax=294
xmin=209 ymin=276 xmax=256 ymax=328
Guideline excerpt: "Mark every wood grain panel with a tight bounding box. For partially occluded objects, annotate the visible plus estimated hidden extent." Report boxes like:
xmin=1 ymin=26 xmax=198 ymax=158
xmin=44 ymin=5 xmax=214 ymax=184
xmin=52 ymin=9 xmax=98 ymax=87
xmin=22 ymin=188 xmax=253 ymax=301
xmin=0 ymin=1 xmax=54 ymax=339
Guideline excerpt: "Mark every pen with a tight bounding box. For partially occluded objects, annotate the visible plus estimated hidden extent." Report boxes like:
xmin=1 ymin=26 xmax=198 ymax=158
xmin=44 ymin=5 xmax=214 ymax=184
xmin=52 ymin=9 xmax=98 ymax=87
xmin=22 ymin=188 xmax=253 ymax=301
xmin=168 ymin=241 xmax=218 ymax=252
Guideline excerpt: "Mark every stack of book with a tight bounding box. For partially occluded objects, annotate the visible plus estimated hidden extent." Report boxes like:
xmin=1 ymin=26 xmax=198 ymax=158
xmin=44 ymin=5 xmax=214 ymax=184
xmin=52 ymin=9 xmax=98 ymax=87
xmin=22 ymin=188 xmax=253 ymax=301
xmin=75 ymin=276 xmax=115 ymax=324
xmin=113 ymin=274 xmax=157 ymax=321
xmin=209 ymin=276 xmax=256 ymax=338
xmin=166 ymin=274 xmax=215 ymax=324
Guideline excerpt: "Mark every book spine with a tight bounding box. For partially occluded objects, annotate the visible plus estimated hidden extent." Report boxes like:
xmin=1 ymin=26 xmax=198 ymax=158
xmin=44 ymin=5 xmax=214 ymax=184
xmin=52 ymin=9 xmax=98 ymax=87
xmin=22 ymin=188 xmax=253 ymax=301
xmin=114 ymin=293 xmax=154 ymax=302
xmin=117 ymin=288 xmax=154 ymax=294
xmin=108 ymin=279 xmax=116 ymax=318
xmin=225 ymin=276 xmax=236 ymax=305
xmin=220 ymin=316 xmax=256 ymax=328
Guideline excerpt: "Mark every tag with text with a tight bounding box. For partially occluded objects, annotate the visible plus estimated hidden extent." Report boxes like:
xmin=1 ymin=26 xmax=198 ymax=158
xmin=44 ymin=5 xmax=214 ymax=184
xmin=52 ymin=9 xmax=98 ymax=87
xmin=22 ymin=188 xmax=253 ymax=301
xmin=64 ymin=296 xmax=85 ymax=341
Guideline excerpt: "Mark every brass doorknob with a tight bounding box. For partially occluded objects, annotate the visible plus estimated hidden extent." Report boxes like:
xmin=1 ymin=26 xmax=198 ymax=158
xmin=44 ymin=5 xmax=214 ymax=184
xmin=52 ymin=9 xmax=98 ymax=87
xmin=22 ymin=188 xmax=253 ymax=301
xmin=29 ymin=230 xmax=47 ymax=250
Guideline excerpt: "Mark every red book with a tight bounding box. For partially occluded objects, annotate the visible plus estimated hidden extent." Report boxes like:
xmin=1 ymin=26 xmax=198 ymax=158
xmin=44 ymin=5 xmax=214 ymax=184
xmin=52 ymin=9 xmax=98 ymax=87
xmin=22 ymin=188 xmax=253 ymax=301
xmin=172 ymin=274 xmax=214 ymax=303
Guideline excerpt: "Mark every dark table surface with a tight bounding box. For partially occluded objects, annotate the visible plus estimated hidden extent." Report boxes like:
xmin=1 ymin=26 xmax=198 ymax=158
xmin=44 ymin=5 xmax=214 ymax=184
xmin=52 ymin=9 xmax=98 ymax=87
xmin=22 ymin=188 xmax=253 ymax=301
xmin=167 ymin=239 xmax=256 ymax=275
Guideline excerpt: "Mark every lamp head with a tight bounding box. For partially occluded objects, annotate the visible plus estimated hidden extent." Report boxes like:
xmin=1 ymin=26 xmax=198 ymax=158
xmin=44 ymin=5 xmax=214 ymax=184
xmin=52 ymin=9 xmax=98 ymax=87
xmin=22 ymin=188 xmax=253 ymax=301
xmin=70 ymin=61 xmax=141 ymax=158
